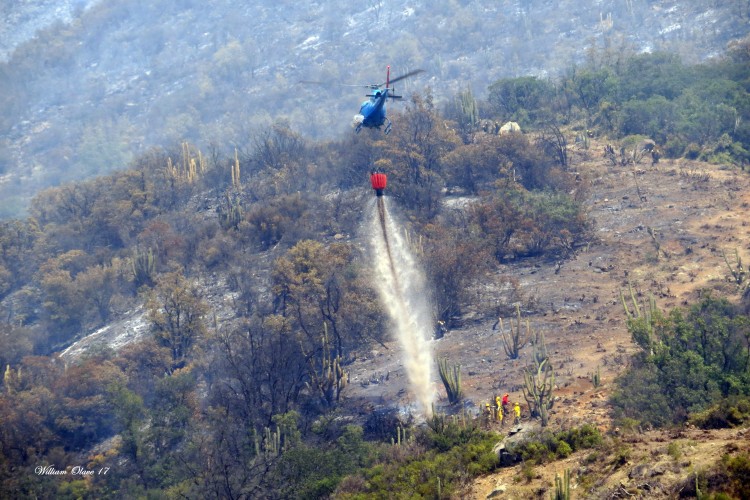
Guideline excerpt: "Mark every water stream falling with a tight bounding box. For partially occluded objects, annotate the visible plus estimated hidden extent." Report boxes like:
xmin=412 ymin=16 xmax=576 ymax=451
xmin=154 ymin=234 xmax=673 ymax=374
xmin=368 ymin=196 xmax=435 ymax=416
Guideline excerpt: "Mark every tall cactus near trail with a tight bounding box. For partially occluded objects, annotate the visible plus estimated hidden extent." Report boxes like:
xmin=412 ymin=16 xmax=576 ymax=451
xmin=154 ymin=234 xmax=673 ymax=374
xmin=523 ymin=358 xmax=555 ymax=426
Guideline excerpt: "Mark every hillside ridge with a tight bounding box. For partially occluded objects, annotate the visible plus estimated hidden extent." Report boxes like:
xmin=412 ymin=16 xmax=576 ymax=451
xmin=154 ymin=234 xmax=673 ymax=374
xmin=2 ymin=0 xmax=748 ymax=216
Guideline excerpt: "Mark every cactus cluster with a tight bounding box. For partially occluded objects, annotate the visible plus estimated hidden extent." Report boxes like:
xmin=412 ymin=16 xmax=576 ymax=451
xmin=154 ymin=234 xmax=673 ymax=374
xmin=218 ymin=193 xmax=243 ymax=230
xmin=303 ymin=323 xmax=349 ymax=407
xmin=647 ymin=226 xmax=662 ymax=258
xmin=458 ymin=88 xmax=479 ymax=130
xmin=392 ymin=424 xmax=409 ymax=446
xmin=575 ymin=132 xmax=590 ymax=150
xmin=3 ymin=364 xmax=21 ymax=394
xmin=253 ymin=426 xmax=283 ymax=458
xmin=620 ymin=282 xmax=659 ymax=354
xmin=427 ymin=404 xmax=473 ymax=435
xmin=722 ymin=248 xmax=747 ymax=289
xmin=531 ymin=328 xmax=549 ymax=367
xmin=437 ymin=357 xmax=463 ymax=404
xmin=523 ymin=328 xmax=554 ymax=426
xmin=166 ymin=142 xmax=206 ymax=184
xmin=553 ymin=469 xmax=571 ymax=500
xmin=131 ymin=246 xmax=156 ymax=288
xmin=523 ymin=358 xmax=555 ymax=427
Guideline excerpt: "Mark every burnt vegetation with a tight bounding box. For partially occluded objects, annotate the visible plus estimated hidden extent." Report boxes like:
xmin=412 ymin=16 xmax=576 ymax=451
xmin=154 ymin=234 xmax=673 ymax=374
xmin=1 ymin=46 xmax=750 ymax=497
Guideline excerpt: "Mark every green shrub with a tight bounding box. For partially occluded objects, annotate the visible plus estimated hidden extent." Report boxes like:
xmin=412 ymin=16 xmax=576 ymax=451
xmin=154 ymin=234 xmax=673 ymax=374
xmin=684 ymin=143 xmax=702 ymax=159
xmin=667 ymin=442 xmax=682 ymax=461
xmin=663 ymin=136 xmax=687 ymax=158
xmin=516 ymin=440 xmax=555 ymax=464
xmin=520 ymin=462 xmax=535 ymax=483
xmin=690 ymin=396 xmax=750 ymax=429
xmin=690 ymin=453 xmax=750 ymax=499
xmin=557 ymin=424 xmax=603 ymax=450
xmin=274 ymin=425 xmax=378 ymax=500
xmin=508 ymin=425 xmax=603 ymax=465
xmin=555 ymin=440 xmax=572 ymax=458
xmin=337 ymin=428 xmax=500 ymax=498
xmin=611 ymin=443 xmax=632 ymax=468
xmin=612 ymin=294 xmax=750 ymax=428
xmin=724 ymin=453 xmax=750 ymax=499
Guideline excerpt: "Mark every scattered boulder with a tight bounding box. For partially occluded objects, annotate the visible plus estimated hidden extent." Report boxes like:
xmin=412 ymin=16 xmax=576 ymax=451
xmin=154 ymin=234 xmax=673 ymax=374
xmin=499 ymin=121 xmax=522 ymax=134
xmin=486 ymin=481 xmax=508 ymax=498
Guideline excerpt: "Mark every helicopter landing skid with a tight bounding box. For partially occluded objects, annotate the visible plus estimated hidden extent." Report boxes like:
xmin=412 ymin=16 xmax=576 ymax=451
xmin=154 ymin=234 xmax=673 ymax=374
xmin=384 ymin=119 xmax=392 ymax=135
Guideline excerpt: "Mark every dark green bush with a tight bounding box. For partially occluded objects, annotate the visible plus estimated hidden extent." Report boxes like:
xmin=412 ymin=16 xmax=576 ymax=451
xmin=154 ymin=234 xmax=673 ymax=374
xmin=724 ymin=453 xmax=750 ymax=499
xmin=612 ymin=294 xmax=750 ymax=428
xmin=663 ymin=136 xmax=687 ymax=158
xmin=508 ymin=425 xmax=603 ymax=465
xmin=557 ymin=423 xmax=604 ymax=450
xmin=336 ymin=426 xmax=500 ymax=498
xmin=684 ymin=143 xmax=702 ymax=159
xmin=690 ymin=396 xmax=750 ymax=429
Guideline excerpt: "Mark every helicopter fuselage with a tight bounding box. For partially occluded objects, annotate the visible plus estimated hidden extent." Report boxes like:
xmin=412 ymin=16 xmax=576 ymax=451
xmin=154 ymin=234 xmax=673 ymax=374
xmin=358 ymin=89 xmax=390 ymax=129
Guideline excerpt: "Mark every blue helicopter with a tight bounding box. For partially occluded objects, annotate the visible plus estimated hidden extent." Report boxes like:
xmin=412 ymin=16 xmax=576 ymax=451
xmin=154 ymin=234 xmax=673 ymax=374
xmin=353 ymin=66 xmax=425 ymax=135
xmin=303 ymin=66 xmax=424 ymax=135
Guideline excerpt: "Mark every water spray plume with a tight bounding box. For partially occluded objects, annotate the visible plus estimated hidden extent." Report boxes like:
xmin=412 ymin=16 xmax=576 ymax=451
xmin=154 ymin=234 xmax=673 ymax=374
xmin=368 ymin=196 xmax=435 ymax=417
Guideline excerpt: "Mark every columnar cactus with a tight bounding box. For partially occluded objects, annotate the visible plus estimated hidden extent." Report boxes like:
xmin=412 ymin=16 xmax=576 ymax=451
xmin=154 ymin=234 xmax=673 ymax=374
xmin=131 ymin=247 xmax=156 ymax=287
xmin=553 ymin=469 xmax=571 ymax=500
xmin=437 ymin=357 xmax=463 ymax=404
xmin=303 ymin=323 xmax=348 ymax=407
xmin=499 ymin=303 xmax=530 ymax=360
xmin=218 ymin=193 xmax=243 ymax=230
xmin=523 ymin=357 xmax=555 ymax=427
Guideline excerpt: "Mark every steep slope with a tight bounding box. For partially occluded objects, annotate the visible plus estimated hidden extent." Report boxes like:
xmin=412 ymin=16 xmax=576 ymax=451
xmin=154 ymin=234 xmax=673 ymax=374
xmin=340 ymin=142 xmax=750 ymax=496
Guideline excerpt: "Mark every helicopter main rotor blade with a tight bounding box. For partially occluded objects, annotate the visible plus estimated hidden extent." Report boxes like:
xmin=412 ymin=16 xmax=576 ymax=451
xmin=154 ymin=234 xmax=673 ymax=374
xmin=299 ymin=69 xmax=424 ymax=89
xmin=298 ymin=80 xmax=377 ymax=89
xmin=382 ymin=69 xmax=425 ymax=87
